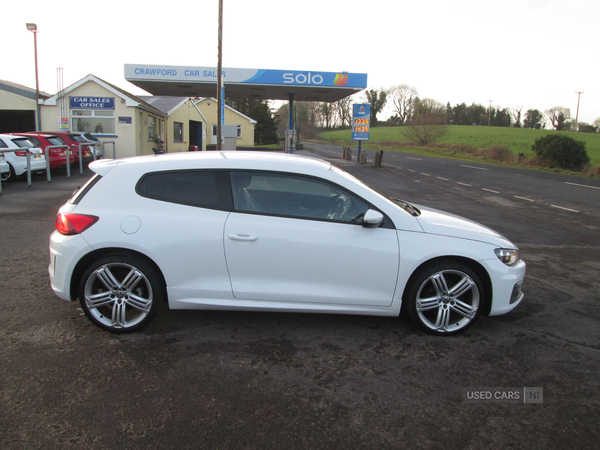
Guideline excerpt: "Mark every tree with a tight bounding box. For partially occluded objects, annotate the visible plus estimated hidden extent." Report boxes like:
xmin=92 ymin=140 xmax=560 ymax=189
xmin=231 ymin=98 xmax=278 ymax=144
xmin=276 ymin=101 xmax=321 ymax=139
xmin=449 ymin=103 xmax=486 ymax=126
xmin=489 ymin=107 xmax=512 ymax=127
xmin=523 ymin=109 xmax=544 ymax=129
xmin=545 ymin=106 xmax=572 ymax=131
xmin=320 ymin=103 xmax=335 ymax=129
xmin=577 ymin=122 xmax=598 ymax=133
xmin=402 ymin=97 xmax=448 ymax=144
xmin=250 ymin=102 xmax=278 ymax=145
xmin=388 ymin=84 xmax=418 ymax=125
xmin=413 ymin=98 xmax=446 ymax=117
xmin=594 ymin=118 xmax=600 ymax=130
xmin=512 ymin=106 xmax=523 ymax=128
xmin=335 ymin=97 xmax=353 ymax=128
xmin=449 ymin=102 xmax=468 ymax=125
xmin=532 ymin=134 xmax=589 ymax=171
xmin=364 ymin=88 xmax=388 ymax=126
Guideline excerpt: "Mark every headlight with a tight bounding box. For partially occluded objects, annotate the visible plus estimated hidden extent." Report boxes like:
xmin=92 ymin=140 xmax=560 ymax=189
xmin=494 ymin=248 xmax=520 ymax=266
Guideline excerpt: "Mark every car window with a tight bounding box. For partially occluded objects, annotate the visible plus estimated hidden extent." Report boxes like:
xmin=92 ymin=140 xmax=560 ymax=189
xmin=70 ymin=174 xmax=102 ymax=204
xmin=53 ymin=136 xmax=66 ymax=144
xmin=13 ymin=138 xmax=35 ymax=148
xmin=230 ymin=171 xmax=370 ymax=223
xmin=136 ymin=170 xmax=233 ymax=210
xmin=27 ymin=137 xmax=42 ymax=146
xmin=46 ymin=137 xmax=64 ymax=145
xmin=0 ymin=139 xmax=7 ymax=148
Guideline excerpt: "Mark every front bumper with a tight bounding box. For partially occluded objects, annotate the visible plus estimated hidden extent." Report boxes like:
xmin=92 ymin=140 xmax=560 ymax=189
xmin=485 ymin=258 xmax=526 ymax=316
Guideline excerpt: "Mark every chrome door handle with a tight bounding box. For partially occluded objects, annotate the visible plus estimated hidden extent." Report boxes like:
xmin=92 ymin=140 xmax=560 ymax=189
xmin=227 ymin=233 xmax=258 ymax=242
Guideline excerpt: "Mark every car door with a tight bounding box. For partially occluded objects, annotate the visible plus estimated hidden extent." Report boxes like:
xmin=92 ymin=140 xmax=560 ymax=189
xmin=224 ymin=171 xmax=400 ymax=307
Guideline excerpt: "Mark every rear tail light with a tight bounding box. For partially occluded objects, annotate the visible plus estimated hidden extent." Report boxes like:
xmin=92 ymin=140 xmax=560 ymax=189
xmin=16 ymin=151 xmax=27 ymax=157
xmin=55 ymin=213 xmax=99 ymax=235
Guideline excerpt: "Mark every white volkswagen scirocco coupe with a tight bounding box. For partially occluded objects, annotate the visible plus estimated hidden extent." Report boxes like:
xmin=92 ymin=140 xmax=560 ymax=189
xmin=49 ymin=152 xmax=525 ymax=335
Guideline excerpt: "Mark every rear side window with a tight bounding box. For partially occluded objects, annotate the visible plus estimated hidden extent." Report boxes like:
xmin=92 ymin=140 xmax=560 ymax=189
xmin=27 ymin=137 xmax=42 ymax=146
xmin=47 ymin=137 xmax=63 ymax=146
xmin=137 ymin=170 xmax=233 ymax=210
xmin=13 ymin=139 xmax=34 ymax=148
xmin=70 ymin=174 xmax=102 ymax=204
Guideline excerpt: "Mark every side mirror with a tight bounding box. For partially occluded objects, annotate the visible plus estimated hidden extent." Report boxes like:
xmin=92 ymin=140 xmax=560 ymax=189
xmin=362 ymin=209 xmax=384 ymax=228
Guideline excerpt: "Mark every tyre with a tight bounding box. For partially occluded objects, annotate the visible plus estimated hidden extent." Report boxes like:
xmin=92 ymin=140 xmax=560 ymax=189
xmin=4 ymin=163 xmax=16 ymax=181
xmin=405 ymin=261 xmax=484 ymax=336
xmin=78 ymin=253 xmax=164 ymax=333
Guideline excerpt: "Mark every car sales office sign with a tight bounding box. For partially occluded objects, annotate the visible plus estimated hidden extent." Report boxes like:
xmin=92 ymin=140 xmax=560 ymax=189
xmin=352 ymin=104 xmax=371 ymax=141
xmin=69 ymin=97 xmax=115 ymax=109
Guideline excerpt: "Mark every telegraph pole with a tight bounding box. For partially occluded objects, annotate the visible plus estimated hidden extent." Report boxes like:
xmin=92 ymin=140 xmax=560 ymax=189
xmin=575 ymin=91 xmax=583 ymax=132
xmin=26 ymin=23 xmax=41 ymax=131
xmin=488 ymin=100 xmax=493 ymax=126
xmin=216 ymin=0 xmax=223 ymax=150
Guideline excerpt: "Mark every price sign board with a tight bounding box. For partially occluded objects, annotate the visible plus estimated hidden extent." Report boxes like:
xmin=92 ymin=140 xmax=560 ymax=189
xmin=352 ymin=104 xmax=371 ymax=141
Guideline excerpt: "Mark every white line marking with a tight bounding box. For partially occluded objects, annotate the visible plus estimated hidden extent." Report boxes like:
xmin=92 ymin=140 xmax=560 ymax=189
xmin=421 ymin=173 xmax=431 ymax=176
xmin=551 ymin=205 xmax=579 ymax=213
xmin=514 ymin=196 xmax=535 ymax=202
xmin=457 ymin=182 xmax=471 ymax=187
xmin=407 ymin=157 xmax=422 ymax=161
xmin=482 ymin=188 xmax=501 ymax=194
xmin=461 ymin=165 xmax=488 ymax=171
xmin=565 ymin=182 xmax=600 ymax=190
xmin=437 ymin=177 xmax=449 ymax=181
xmin=408 ymin=169 xmax=416 ymax=172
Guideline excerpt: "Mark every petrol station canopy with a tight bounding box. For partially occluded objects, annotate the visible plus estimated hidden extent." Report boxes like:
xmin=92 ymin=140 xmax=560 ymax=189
xmin=124 ymin=64 xmax=368 ymax=102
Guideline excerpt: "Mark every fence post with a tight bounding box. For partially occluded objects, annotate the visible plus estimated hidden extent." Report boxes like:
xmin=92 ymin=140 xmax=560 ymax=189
xmin=360 ymin=150 xmax=368 ymax=164
xmin=373 ymin=150 xmax=384 ymax=168
xmin=102 ymin=141 xmax=116 ymax=159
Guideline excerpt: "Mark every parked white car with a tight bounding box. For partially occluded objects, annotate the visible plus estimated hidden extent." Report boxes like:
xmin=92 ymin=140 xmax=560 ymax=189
xmin=0 ymin=152 xmax=10 ymax=180
xmin=49 ymin=152 xmax=525 ymax=335
xmin=0 ymin=134 xmax=46 ymax=179
xmin=69 ymin=131 xmax=102 ymax=159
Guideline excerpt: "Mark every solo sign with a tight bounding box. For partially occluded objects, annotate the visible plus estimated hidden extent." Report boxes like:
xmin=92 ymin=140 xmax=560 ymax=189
xmin=352 ymin=104 xmax=371 ymax=141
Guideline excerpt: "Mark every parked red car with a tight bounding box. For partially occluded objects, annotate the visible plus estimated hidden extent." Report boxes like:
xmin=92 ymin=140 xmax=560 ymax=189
xmin=50 ymin=131 xmax=93 ymax=160
xmin=11 ymin=132 xmax=74 ymax=170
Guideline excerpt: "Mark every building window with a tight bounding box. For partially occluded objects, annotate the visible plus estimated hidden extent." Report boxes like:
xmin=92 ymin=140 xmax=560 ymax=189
xmin=174 ymin=122 xmax=183 ymax=143
xmin=72 ymin=109 xmax=115 ymax=134
xmin=148 ymin=116 xmax=157 ymax=141
xmin=237 ymin=125 xmax=242 ymax=138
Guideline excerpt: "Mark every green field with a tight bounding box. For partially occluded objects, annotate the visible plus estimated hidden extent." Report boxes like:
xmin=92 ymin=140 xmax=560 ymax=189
xmin=318 ymin=126 xmax=600 ymax=166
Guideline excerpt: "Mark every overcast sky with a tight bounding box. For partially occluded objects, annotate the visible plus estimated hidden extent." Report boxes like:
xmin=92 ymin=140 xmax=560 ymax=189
xmin=4 ymin=0 xmax=599 ymax=125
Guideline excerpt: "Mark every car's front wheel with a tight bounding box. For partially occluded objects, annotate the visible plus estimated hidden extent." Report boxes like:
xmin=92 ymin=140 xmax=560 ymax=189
xmin=405 ymin=261 xmax=484 ymax=335
xmin=78 ymin=253 xmax=164 ymax=333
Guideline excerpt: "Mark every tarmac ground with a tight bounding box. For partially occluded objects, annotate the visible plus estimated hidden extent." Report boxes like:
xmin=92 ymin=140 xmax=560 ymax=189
xmin=1 ymin=150 xmax=599 ymax=450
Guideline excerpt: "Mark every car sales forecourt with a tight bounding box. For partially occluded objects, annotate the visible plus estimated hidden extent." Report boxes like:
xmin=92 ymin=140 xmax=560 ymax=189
xmin=1 ymin=64 xmax=599 ymax=448
xmin=2 ymin=148 xmax=599 ymax=449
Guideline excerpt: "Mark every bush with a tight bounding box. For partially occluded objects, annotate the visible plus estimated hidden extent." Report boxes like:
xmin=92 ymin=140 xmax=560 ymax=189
xmin=401 ymin=114 xmax=449 ymax=145
xmin=532 ymin=134 xmax=590 ymax=171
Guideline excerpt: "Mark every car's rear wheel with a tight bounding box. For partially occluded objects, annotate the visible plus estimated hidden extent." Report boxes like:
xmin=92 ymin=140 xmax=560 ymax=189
xmin=78 ymin=253 xmax=164 ymax=333
xmin=405 ymin=261 xmax=484 ymax=336
xmin=4 ymin=163 xmax=16 ymax=181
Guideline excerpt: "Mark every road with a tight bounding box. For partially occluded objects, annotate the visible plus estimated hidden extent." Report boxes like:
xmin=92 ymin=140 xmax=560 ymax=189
xmin=305 ymin=141 xmax=600 ymax=240
xmin=1 ymin=153 xmax=599 ymax=450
